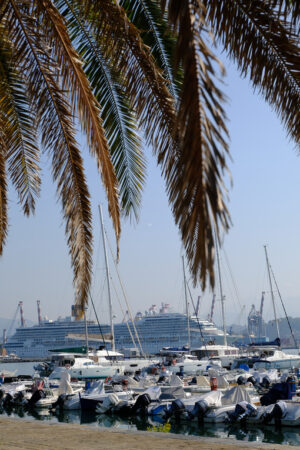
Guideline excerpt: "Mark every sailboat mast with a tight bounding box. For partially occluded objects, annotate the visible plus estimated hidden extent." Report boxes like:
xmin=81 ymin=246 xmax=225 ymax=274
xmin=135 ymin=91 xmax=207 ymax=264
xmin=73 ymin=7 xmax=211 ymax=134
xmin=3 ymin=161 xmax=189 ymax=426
xmin=264 ymin=245 xmax=280 ymax=341
xmin=182 ymin=256 xmax=191 ymax=349
xmin=98 ymin=205 xmax=115 ymax=351
xmin=215 ymin=236 xmax=227 ymax=346
xmin=84 ymin=309 xmax=89 ymax=356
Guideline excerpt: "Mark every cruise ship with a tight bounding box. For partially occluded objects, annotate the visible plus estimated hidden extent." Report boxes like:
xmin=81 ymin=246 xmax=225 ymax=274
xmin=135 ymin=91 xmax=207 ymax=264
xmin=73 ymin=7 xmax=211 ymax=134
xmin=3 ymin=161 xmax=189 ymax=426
xmin=3 ymin=303 xmax=233 ymax=358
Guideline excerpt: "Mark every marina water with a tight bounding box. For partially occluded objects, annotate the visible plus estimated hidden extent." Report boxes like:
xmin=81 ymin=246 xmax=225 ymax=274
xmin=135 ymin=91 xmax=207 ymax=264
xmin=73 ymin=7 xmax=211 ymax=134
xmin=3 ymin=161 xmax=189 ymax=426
xmin=1 ymin=351 xmax=300 ymax=447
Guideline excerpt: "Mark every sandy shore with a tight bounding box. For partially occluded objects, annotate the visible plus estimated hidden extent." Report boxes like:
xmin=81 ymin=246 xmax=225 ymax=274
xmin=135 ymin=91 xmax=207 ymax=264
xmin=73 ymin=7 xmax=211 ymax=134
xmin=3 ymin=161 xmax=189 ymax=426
xmin=0 ymin=417 xmax=297 ymax=450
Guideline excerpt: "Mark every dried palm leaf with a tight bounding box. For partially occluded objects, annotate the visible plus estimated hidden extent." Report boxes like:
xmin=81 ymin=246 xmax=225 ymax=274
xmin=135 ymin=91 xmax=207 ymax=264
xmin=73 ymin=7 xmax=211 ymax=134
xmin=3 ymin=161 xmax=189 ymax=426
xmin=5 ymin=0 xmax=93 ymax=316
xmin=0 ymin=118 xmax=8 ymax=255
xmin=164 ymin=1 xmax=230 ymax=289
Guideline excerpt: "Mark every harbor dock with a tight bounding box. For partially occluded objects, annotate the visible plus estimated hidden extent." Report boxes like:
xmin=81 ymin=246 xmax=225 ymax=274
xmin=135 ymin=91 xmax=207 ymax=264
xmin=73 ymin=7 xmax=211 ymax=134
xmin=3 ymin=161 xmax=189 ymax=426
xmin=0 ymin=417 xmax=295 ymax=450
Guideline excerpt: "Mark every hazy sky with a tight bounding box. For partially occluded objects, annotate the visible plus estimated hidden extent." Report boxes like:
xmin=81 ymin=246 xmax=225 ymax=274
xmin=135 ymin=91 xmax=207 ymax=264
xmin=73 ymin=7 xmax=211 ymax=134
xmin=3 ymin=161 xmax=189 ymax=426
xmin=1 ymin=54 xmax=300 ymax=331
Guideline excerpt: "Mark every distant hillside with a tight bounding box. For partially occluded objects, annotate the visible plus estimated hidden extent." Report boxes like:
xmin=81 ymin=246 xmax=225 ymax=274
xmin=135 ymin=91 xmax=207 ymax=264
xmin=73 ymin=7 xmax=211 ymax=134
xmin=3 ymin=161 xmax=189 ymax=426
xmin=0 ymin=317 xmax=36 ymax=339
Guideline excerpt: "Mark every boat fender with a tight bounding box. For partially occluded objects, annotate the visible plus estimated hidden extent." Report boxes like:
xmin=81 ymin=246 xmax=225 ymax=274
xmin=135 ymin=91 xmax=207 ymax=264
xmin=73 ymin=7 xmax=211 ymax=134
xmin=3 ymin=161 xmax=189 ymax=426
xmin=263 ymin=401 xmax=287 ymax=426
xmin=190 ymin=399 xmax=209 ymax=420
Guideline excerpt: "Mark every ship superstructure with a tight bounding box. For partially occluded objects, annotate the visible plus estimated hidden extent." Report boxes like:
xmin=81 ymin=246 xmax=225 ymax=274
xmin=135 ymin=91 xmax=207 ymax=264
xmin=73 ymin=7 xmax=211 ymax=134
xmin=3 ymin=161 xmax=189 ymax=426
xmin=4 ymin=303 xmax=231 ymax=358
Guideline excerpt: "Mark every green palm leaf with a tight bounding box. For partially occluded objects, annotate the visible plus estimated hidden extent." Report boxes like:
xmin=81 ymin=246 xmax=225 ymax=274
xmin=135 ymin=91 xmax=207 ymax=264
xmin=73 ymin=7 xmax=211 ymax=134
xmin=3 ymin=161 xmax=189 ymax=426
xmin=54 ymin=0 xmax=146 ymax=221
xmin=205 ymin=0 xmax=300 ymax=146
xmin=0 ymin=34 xmax=40 ymax=216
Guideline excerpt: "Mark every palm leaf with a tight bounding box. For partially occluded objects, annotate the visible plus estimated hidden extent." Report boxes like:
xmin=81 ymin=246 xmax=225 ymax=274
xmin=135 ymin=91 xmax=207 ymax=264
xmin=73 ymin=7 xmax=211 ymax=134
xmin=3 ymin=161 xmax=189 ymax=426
xmin=120 ymin=0 xmax=179 ymax=97
xmin=162 ymin=1 xmax=230 ymax=289
xmin=82 ymin=0 xmax=177 ymax=167
xmin=205 ymin=0 xmax=300 ymax=146
xmin=54 ymin=0 xmax=146 ymax=221
xmin=36 ymin=0 xmax=121 ymax=242
xmin=4 ymin=0 xmax=93 ymax=316
xmin=0 ymin=34 xmax=40 ymax=216
xmin=0 ymin=117 xmax=8 ymax=255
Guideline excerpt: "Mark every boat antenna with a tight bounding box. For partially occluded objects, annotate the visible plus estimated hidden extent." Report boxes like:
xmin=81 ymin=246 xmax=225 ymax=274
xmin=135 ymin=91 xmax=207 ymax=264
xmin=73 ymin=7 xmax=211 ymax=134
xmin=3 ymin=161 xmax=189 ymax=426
xmin=215 ymin=234 xmax=227 ymax=346
xmin=264 ymin=245 xmax=280 ymax=342
xmin=99 ymin=204 xmax=115 ymax=351
xmin=182 ymin=255 xmax=191 ymax=349
xmin=269 ymin=264 xmax=297 ymax=349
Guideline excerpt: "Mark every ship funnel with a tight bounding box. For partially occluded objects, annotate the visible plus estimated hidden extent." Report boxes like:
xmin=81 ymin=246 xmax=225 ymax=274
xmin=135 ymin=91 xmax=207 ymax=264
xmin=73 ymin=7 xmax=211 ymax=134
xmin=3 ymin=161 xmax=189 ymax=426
xmin=19 ymin=301 xmax=25 ymax=327
xmin=37 ymin=300 xmax=42 ymax=325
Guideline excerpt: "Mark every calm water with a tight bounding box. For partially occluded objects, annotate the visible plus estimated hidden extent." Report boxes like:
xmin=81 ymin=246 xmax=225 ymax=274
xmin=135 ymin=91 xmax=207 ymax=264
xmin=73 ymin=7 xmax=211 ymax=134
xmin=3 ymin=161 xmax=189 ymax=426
xmin=1 ymin=406 xmax=300 ymax=446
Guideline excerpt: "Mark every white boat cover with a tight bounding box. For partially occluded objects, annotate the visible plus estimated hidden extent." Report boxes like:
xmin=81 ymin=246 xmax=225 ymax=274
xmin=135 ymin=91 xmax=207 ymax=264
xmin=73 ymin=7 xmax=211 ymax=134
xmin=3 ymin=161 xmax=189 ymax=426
xmin=143 ymin=386 xmax=161 ymax=400
xmin=221 ymin=386 xmax=252 ymax=406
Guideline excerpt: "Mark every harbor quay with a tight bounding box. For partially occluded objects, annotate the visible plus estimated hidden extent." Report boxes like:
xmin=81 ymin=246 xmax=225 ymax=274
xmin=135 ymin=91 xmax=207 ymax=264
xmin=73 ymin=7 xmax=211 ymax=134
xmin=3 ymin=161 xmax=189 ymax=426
xmin=0 ymin=417 xmax=295 ymax=450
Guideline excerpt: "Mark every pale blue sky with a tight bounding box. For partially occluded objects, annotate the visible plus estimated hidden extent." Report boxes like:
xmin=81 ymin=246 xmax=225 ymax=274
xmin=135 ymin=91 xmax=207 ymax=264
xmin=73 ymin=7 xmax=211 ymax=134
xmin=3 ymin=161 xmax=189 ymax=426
xmin=1 ymin=55 xmax=300 ymax=330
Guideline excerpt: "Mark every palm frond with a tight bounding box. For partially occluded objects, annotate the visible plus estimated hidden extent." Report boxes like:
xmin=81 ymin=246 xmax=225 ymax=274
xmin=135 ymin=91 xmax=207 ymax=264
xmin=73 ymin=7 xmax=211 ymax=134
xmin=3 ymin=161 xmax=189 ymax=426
xmin=82 ymin=0 xmax=177 ymax=167
xmin=37 ymin=0 xmax=121 ymax=242
xmin=165 ymin=1 xmax=230 ymax=289
xmin=54 ymin=0 xmax=146 ymax=221
xmin=120 ymin=0 xmax=179 ymax=98
xmin=5 ymin=0 xmax=93 ymax=316
xmin=205 ymin=0 xmax=300 ymax=146
xmin=0 ymin=34 xmax=40 ymax=215
xmin=0 ymin=118 xmax=8 ymax=255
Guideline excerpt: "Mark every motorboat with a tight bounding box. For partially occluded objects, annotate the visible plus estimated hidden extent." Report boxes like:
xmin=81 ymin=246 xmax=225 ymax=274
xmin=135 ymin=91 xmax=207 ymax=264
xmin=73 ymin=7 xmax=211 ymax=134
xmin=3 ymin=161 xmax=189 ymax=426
xmin=48 ymin=354 xmax=125 ymax=380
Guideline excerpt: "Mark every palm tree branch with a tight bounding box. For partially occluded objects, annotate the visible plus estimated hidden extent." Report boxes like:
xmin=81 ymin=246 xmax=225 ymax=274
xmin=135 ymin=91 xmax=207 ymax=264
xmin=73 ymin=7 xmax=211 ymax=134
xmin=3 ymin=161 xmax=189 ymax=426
xmin=165 ymin=0 xmax=230 ymax=289
xmin=6 ymin=0 xmax=93 ymax=315
xmin=0 ymin=38 xmax=40 ymax=215
xmin=82 ymin=0 xmax=177 ymax=167
xmin=0 ymin=117 xmax=8 ymax=255
xmin=205 ymin=0 xmax=300 ymax=145
xmin=37 ymin=0 xmax=121 ymax=244
xmin=120 ymin=0 xmax=178 ymax=98
xmin=54 ymin=0 xmax=145 ymax=220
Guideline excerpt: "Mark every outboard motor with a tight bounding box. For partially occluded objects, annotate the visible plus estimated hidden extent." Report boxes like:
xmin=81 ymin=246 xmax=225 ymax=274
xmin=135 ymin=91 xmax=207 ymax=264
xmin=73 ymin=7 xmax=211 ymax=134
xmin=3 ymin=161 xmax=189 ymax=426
xmin=247 ymin=376 xmax=257 ymax=386
xmin=132 ymin=393 xmax=152 ymax=416
xmin=226 ymin=401 xmax=257 ymax=424
xmin=169 ymin=399 xmax=187 ymax=421
xmin=27 ymin=389 xmax=46 ymax=407
xmin=3 ymin=393 xmax=13 ymax=408
xmin=263 ymin=401 xmax=287 ymax=427
xmin=52 ymin=394 xmax=66 ymax=410
xmin=237 ymin=376 xmax=247 ymax=385
xmin=190 ymin=400 xmax=210 ymax=421
xmin=13 ymin=391 xmax=25 ymax=406
xmin=260 ymin=376 xmax=271 ymax=389
xmin=260 ymin=382 xmax=289 ymax=406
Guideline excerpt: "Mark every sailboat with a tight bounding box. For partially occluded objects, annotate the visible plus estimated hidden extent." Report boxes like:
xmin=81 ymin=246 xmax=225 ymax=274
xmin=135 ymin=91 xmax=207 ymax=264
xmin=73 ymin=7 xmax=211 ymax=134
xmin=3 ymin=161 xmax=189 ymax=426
xmin=249 ymin=246 xmax=300 ymax=370
xmin=189 ymin=238 xmax=240 ymax=369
